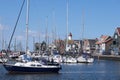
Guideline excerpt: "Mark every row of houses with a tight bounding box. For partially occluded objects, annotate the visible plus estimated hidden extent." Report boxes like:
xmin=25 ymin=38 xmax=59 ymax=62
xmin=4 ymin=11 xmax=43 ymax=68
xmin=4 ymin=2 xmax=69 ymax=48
xmin=63 ymin=27 xmax=120 ymax=55
xmin=81 ymin=27 xmax=120 ymax=55
xmin=34 ymin=27 xmax=120 ymax=55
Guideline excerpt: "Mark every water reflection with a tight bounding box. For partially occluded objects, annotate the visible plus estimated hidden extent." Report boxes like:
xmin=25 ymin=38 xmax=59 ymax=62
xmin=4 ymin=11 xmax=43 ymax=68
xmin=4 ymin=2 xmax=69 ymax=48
xmin=1 ymin=60 xmax=120 ymax=80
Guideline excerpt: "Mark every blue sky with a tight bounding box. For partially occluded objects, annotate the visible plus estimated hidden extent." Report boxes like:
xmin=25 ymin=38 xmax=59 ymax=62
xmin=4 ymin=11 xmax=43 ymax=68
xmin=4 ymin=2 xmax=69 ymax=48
xmin=0 ymin=0 xmax=120 ymax=51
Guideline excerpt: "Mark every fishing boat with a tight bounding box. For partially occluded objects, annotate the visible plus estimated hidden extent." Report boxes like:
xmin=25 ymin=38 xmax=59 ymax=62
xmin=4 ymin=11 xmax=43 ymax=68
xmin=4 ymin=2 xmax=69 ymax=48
xmin=3 ymin=0 xmax=61 ymax=73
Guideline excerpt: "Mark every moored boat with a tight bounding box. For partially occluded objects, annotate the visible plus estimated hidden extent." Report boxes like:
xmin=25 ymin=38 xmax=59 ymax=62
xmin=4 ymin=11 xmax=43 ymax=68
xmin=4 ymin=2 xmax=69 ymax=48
xmin=2 ymin=0 xmax=62 ymax=73
xmin=0 ymin=52 xmax=8 ymax=63
xmin=0 ymin=58 xmax=8 ymax=63
xmin=52 ymin=55 xmax=62 ymax=63
xmin=77 ymin=53 xmax=94 ymax=63
xmin=3 ymin=61 xmax=61 ymax=73
xmin=64 ymin=56 xmax=77 ymax=63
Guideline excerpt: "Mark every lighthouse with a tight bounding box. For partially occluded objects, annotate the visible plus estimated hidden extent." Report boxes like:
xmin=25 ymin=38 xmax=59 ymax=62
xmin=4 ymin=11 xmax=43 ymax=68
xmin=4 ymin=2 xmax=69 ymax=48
xmin=68 ymin=32 xmax=72 ymax=40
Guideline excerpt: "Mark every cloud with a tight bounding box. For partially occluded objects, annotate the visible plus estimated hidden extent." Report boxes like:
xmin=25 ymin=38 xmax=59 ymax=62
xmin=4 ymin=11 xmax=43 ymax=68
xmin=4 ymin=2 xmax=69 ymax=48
xmin=28 ymin=29 xmax=39 ymax=37
xmin=0 ymin=24 xmax=4 ymax=30
xmin=15 ymin=35 xmax=24 ymax=41
xmin=28 ymin=29 xmax=46 ymax=38
xmin=24 ymin=29 xmax=54 ymax=41
xmin=0 ymin=23 xmax=9 ymax=31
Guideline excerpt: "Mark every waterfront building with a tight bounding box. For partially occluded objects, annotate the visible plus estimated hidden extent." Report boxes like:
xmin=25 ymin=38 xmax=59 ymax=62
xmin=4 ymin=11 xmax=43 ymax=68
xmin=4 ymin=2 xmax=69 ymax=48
xmin=83 ymin=39 xmax=96 ymax=54
xmin=74 ymin=40 xmax=82 ymax=53
xmin=96 ymin=35 xmax=112 ymax=55
xmin=65 ymin=32 xmax=74 ymax=52
xmin=111 ymin=27 xmax=120 ymax=55
xmin=55 ymin=39 xmax=65 ymax=54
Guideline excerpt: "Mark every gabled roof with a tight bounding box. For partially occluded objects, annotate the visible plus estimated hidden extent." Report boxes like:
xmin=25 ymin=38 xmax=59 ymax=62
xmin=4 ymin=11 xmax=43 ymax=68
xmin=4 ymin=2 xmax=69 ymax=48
xmin=116 ymin=27 xmax=120 ymax=36
xmin=96 ymin=35 xmax=112 ymax=44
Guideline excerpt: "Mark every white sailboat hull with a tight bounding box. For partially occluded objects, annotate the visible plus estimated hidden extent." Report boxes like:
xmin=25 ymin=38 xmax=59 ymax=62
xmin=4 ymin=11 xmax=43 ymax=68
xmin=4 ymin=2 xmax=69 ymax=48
xmin=77 ymin=56 xmax=94 ymax=63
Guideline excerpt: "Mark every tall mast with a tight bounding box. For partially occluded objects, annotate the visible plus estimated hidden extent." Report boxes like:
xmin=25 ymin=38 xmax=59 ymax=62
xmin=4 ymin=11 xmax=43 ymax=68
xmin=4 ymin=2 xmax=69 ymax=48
xmin=26 ymin=0 xmax=29 ymax=53
xmin=38 ymin=35 xmax=40 ymax=53
xmin=66 ymin=0 xmax=69 ymax=47
xmin=7 ymin=0 xmax=25 ymax=50
xmin=45 ymin=16 xmax=48 ymax=45
xmin=14 ymin=38 xmax=16 ymax=51
xmin=1 ymin=29 xmax=4 ymax=50
xmin=33 ymin=36 xmax=35 ymax=51
xmin=82 ymin=11 xmax=84 ymax=42
xmin=81 ymin=10 xmax=84 ymax=52
xmin=52 ymin=9 xmax=57 ymax=45
xmin=38 ymin=21 xmax=41 ymax=53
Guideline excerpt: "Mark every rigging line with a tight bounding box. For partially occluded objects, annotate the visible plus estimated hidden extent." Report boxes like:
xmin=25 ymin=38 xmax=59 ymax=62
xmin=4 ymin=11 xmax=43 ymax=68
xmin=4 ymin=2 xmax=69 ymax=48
xmin=7 ymin=0 xmax=26 ymax=50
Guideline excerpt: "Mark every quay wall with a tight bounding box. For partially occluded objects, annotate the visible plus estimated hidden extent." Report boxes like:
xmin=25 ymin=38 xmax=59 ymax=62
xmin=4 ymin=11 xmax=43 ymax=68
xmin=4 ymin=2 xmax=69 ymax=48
xmin=92 ymin=53 xmax=120 ymax=61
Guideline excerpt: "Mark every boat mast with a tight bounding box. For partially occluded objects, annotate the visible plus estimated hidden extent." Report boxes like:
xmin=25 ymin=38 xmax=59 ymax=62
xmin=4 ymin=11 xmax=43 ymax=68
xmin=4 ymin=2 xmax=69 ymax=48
xmin=66 ymin=0 xmax=69 ymax=50
xmin=26 ymin=0 xmax=29 ymax=53
xmin=38 ymin=36 xmax=40 ymax=53
xmin=1 ymin=29 xmax=4 ymax=50
xmin=14 ymin=38 xmax=16 ymax=51
xmin=45 ymin=16 xmax=48 ymax=46
xmin=79 ymin=10 xmax=85 ymax=54
xmin=81 ymin=10 xmax=84 ymax=53
xmin=7 ymin=0 xmax=25 ymax=51
xmin=33 ymin=36 xmax=35 ymax=51
xmin=52 ymin=9 xmax=57 ymax=46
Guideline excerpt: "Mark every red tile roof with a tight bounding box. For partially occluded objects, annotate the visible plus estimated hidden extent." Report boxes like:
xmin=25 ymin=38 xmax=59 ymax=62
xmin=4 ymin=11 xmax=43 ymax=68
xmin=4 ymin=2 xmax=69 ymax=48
xmin=96 ymin=35 xmax=112 ymax=44
xmin=69 ymin=32 xmax=72 ymax=37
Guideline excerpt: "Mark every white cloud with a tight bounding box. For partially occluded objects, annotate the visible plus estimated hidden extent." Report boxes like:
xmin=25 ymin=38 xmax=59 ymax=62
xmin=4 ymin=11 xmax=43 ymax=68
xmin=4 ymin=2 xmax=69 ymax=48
xmin=28 ymin=29 xmax=47 ymax=38
xmin=15 ymin=35 xmax=24 ymax=41
xmin=0 ymin=24 xmax=4 ymax=30
xmin=28 ymin=29 xmax=38 ymax=37
xmin=24 ymin=29 xmax=54 ymax=41
xmin=0 ymin=23 xmax=9 ymax=31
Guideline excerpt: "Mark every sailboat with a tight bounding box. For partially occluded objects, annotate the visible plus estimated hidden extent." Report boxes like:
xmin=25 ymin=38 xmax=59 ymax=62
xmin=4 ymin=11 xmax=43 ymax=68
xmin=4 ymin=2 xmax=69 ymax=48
xmin=3 ymin=0 xmax=61 ymax=73
xmin=77 ymin=54 xmax=94 ymax=63
xmin=77 ymin=11 xmax=94 ymax=63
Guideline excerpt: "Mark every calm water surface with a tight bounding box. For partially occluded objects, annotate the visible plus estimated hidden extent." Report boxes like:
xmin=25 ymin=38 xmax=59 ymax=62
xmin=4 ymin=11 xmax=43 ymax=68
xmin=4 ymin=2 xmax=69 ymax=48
xmin=0 ymin=60 xmax=120 ymax=80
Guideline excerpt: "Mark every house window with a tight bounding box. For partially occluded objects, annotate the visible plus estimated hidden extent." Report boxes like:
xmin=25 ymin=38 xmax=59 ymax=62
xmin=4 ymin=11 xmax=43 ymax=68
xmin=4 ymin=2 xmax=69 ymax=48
xmin=113 ymin=41 xmax=116 ymax=45
xmin=115 ymin=34 xmax=118 ymax=39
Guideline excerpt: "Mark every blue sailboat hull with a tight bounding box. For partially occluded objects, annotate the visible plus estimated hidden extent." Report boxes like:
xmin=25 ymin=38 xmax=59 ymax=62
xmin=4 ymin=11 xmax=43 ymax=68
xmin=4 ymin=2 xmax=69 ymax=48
xmin=3 ymin=64 xmax=61 ymax=73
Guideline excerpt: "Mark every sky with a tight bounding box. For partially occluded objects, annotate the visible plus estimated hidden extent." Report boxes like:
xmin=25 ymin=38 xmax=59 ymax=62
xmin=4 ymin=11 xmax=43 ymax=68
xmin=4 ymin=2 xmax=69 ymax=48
xmin=0 ymin=0 xmax=120 ymax=51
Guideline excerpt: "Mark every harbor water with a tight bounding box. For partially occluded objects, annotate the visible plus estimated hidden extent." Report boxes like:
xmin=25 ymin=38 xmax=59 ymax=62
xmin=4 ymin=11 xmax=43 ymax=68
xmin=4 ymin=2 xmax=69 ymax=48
xmin=0 ymin=60 xmax=120 ymax=80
